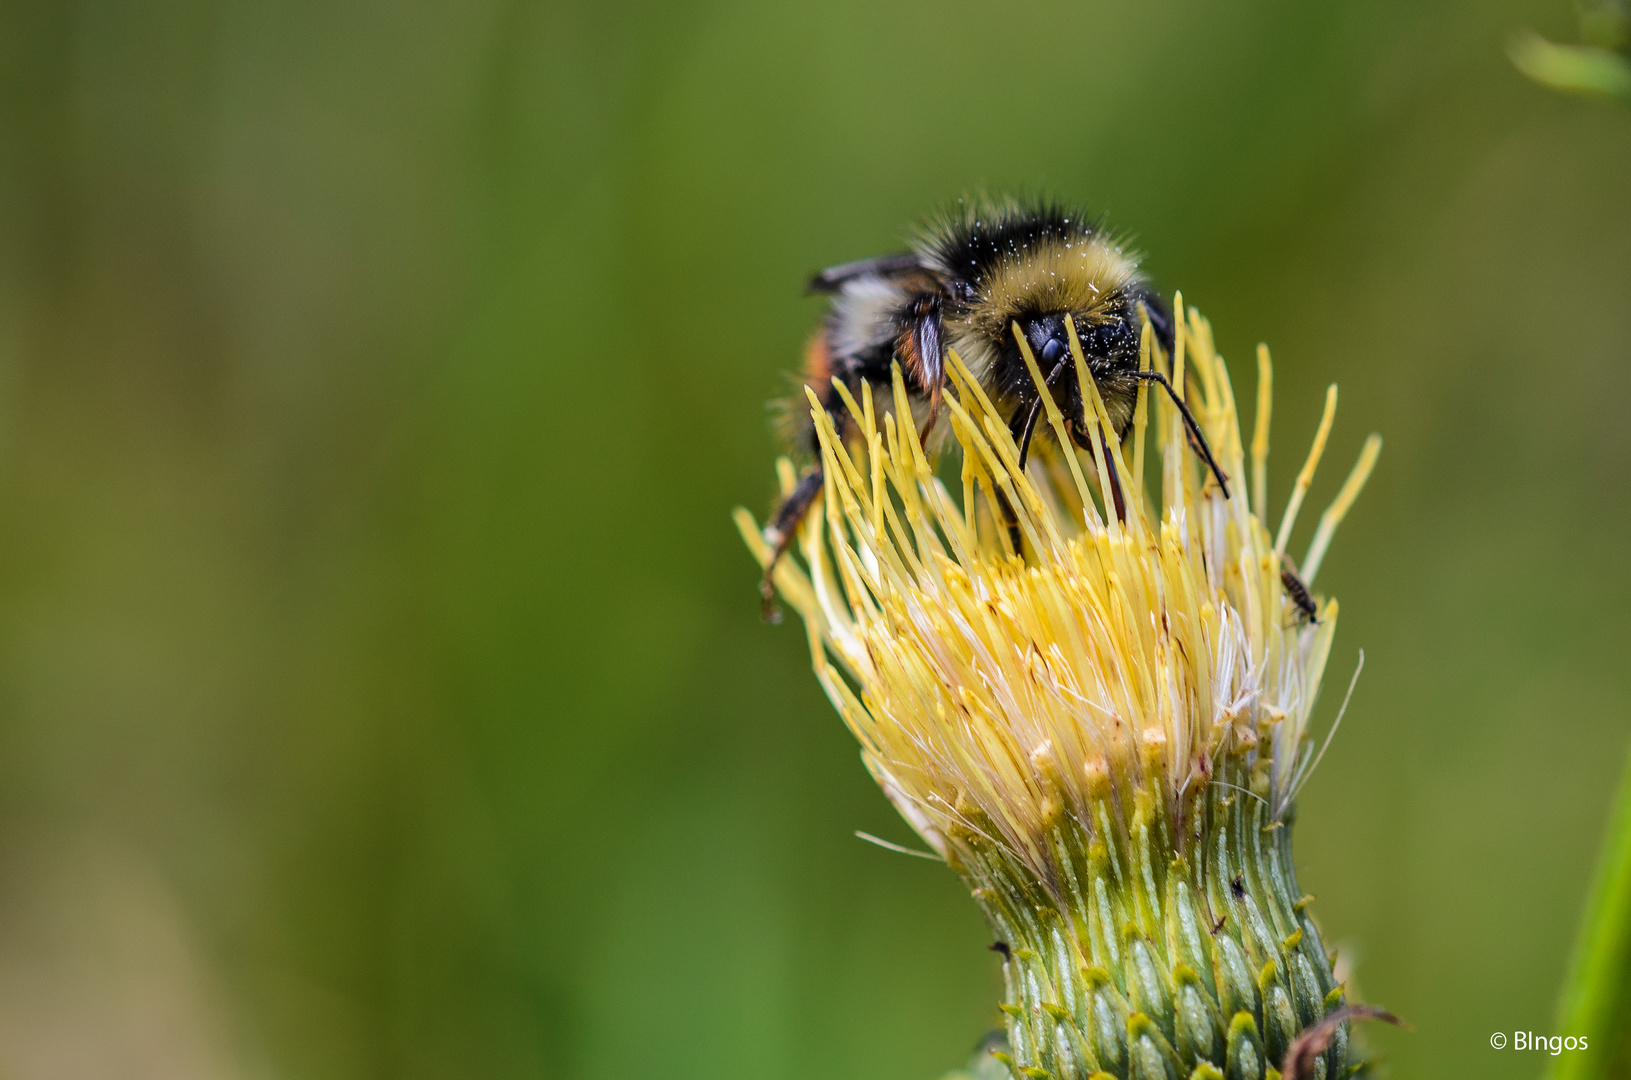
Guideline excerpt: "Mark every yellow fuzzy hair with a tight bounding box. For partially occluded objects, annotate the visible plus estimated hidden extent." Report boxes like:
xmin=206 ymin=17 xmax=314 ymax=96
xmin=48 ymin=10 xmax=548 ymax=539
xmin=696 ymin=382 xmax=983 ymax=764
xmin=965 ymin=234 xmax=1139 ymax=341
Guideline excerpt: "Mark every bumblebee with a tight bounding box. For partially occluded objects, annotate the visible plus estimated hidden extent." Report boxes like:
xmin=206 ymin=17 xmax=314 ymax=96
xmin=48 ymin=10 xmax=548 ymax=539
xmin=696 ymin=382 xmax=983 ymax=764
xmin=761 ymin=197 xmax=1229 ymax=614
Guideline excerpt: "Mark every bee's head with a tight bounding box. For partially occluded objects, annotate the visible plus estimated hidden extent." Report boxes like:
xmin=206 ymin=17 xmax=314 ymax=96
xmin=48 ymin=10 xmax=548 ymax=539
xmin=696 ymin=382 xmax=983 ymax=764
xmin=999 ymin=303 xmax=1143 ymax=386
xmin=987 ymin=298 xmax=1164 ymax=442
xmin=1017 ymin=312 xmax=1073 ymax=372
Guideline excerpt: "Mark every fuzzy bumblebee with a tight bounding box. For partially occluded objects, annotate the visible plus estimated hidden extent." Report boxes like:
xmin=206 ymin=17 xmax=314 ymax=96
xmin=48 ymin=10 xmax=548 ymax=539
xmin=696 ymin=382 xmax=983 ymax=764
xmin=759 ymin=198 xmax=1230 ymax=615
xmin=739 ymin=294 xmax=1387 ymax=1080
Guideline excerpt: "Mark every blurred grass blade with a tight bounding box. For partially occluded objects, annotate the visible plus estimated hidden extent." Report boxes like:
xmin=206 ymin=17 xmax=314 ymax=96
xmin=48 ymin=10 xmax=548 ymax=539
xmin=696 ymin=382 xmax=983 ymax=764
xmin=1509 ymin=29 xmax=1631 ymax=102
xmin=1551 ymin=749 xmax=1631 ymax=1079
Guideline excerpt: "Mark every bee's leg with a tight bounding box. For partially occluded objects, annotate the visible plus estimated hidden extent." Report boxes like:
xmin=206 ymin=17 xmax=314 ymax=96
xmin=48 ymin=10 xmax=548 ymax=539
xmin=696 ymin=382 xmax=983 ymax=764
xmin=1000 ymin=400 xmax=1050 ymax=556
xmin=760 ymin=370 xmax=859 ymax=622
xmin=1012 ymin=355 xmax=1071 ymax=473
xmin=1101 ymin=437 xmax=1128 ymax=522
xmin=1012 ymin=400 xmax=1044 ymax=472
xmin=996 ymin=489 xmax=1023 ymax=557
xmin=1127 ymin=369 xmax=1231 ymax=498
xmin=759 ymin=468 xmax=824 ymax=623
xmin=1002 ymin=355 xmax=1075 ymax=552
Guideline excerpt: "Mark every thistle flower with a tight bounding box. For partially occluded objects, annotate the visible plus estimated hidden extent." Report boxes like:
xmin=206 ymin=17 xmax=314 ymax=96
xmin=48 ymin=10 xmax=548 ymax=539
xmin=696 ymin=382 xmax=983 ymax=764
xmin=738 ymin=299 xmax=1385 ymax=1080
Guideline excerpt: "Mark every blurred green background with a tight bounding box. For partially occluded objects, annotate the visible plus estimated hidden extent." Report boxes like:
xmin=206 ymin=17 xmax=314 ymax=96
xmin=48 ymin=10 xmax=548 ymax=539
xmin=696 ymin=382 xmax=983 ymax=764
xmin=0 ymin=0 xmax=1627 ymax=1077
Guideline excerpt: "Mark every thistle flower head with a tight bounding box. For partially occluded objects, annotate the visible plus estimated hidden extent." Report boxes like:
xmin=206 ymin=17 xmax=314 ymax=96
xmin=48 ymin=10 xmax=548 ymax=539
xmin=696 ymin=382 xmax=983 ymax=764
xmin=739 ymin=299 xmax=1381 ymax=1080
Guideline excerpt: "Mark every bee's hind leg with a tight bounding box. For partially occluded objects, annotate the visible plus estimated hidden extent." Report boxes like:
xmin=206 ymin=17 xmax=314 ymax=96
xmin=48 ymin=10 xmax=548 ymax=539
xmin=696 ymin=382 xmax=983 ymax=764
xmin=759 ymin=468 xmax=824 ymax=623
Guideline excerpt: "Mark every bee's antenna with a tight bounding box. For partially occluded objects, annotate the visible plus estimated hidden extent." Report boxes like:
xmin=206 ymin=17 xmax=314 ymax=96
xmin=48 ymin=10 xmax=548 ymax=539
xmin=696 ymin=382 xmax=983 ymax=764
xmin=1011 ymin=353 xmax=1071 ymax=473
xmin=1127 ymin=370 xmax=1231 ymax=498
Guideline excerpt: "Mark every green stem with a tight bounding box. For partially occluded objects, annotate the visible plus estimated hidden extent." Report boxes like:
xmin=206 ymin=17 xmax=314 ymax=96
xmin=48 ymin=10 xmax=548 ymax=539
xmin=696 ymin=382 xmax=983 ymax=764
xmin=1550 ymin=746 xmax=1631 ymax=1080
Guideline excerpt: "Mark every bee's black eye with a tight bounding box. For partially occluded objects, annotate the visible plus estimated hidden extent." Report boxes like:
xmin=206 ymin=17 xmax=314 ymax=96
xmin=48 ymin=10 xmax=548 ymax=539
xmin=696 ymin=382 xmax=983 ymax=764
xmin=1040 ymin=337 xmax=1066 ymax=368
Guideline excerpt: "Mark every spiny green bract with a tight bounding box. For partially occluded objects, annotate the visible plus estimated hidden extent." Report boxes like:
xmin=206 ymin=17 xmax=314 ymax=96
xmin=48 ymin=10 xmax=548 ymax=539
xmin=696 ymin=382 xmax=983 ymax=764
xmin=941 ymin=756 xmax=1356 ymax=1080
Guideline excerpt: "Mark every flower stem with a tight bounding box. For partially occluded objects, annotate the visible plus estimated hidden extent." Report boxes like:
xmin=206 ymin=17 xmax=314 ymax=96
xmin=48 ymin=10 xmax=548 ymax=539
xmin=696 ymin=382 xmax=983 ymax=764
xmin=1550 ymin=746 xmax=1631 ymax=1080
